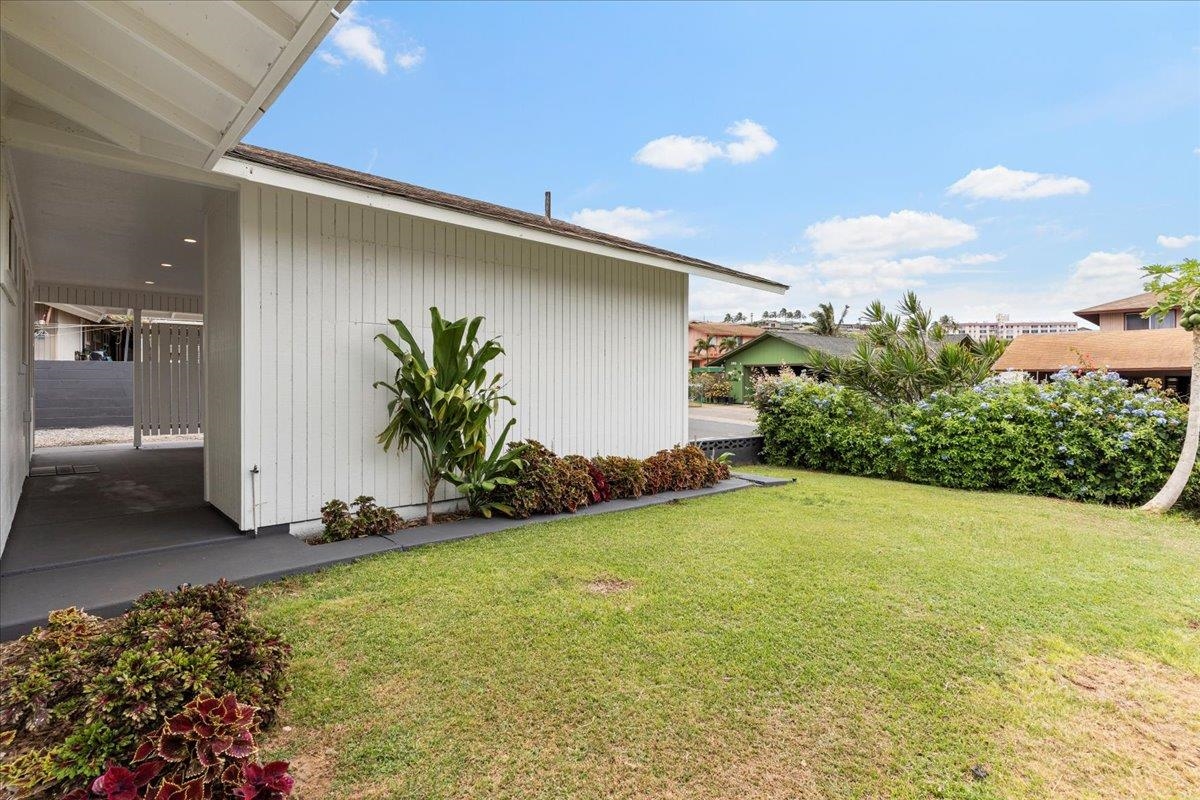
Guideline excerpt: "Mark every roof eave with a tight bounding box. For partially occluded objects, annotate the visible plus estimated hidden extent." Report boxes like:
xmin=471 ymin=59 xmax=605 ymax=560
xmin=213 ymin=153 xmax=787 ymax=294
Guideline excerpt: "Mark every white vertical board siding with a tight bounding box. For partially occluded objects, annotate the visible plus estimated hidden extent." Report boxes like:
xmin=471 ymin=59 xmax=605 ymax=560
xmin=240 ymin=185 xmax=688 ymax=527
xmin=203 ymin=191 xmax=243 ymax=525
xmin=0 ymin=153 xmax=33 ymax=554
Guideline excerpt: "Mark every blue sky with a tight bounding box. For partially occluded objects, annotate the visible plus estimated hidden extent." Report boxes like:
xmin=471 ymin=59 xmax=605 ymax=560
xmin=247 ymin=0 xmax=1200 ymax=324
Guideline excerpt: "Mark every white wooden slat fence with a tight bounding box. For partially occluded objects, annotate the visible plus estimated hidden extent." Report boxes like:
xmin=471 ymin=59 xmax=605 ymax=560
xmin=134 ymin=321 xmax=203 ymax=444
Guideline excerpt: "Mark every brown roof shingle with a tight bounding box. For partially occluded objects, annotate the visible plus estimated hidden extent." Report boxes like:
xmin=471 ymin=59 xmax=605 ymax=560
xmin=1074 ymin=291 xmax=1163 ymax=324
xmin=227 ymin=144 xmax=787 ymax=292
xmin=992 ymin=328 xmax=1191 ymax=373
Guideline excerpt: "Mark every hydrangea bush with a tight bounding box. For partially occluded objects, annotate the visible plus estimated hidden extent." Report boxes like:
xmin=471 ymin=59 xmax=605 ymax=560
xmin=754 ymin=370 xmax=1195 ymax=509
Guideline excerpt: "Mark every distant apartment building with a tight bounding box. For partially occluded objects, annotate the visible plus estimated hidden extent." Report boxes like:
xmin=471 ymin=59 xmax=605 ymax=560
xmin=957 ymin=314 xmax=1079 ymax=340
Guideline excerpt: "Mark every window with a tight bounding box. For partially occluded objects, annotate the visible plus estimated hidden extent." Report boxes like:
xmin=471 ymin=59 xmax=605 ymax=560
xmin=1124 ymin=313 xmax=1149 ymax=330
xmin=1149 ymin=309 xmax=1177 ymax=329
xmin=1126 ymin=310 xmax=1178 ymax=330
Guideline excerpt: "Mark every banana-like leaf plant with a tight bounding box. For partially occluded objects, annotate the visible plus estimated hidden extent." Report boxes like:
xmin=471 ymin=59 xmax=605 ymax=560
xmin=374 ymin=308 xmax=523 ymax=524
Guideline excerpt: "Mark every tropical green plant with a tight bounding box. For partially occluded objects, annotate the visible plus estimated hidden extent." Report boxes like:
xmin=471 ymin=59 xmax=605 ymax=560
xmin=375 ymin=308 xmax=521 ymax=525
xmin=806 ymin=302 xmax=849 ymax=336
xmin=691 ymin=335 xmax=716 ymax=364
xmin=718 ymin=336 xmax=740 ymax=355
xmin=811 ymin=292 xmax=1005 ymax=408
xmin=1140 ymin=258 xmax=1199 ymax=512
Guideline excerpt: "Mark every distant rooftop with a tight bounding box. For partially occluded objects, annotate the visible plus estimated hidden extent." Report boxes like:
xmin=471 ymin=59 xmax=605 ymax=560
xmin=1074 ymin=292 xmax=1163 ymax=326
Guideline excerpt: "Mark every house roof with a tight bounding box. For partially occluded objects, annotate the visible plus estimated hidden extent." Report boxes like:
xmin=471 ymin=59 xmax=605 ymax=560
xmin=1074 ymin=292 xmax=1163 ymax=325
xmin=991 ymin=328 xmax=1191 ymax=374
xmin=689 ymin=322 xmax=765 ymax=338
xmin=710 ymin=330 xmax=859 ymax=364
xmin=225 ymin=144 xmax=789 ymax=294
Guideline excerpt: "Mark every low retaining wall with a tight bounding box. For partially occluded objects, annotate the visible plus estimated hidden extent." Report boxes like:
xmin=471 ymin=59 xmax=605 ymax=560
xmin=35 ymin=360 xmax=133 ymax=429
xmin=690 ymin=435 xmax=764 ymax=465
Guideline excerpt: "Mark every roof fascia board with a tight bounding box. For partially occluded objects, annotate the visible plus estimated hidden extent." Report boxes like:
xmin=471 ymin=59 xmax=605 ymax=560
xmin=213 ymin=156 xmax=786 ymax=294
xmin=205 ymin=2 xmax=345 ymax=169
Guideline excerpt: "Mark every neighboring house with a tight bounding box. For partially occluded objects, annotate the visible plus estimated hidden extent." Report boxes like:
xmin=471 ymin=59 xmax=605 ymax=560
xmin=957 ymin=314 xmax=1078 ymax=341
xmin=688 ymin=321 xmax=763 ymax=366
xmin=708 ymin=331 xmax=858 ymax=402
xmin=1074 ymin=291 xmax=1178 ymax=331
xmin=33 ymin=303 xmax=90 ymax=361
xmin=991 ymin=291 xmax=1190 ymax=395
xmin=0 ymin=1 xmax=786 ymax=552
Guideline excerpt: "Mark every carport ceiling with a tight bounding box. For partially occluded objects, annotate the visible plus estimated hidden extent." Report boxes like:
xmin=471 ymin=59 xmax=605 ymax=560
xmin=0 ymin=0 xmax=346 ymax=169
xmin=10 ymin=149 xmax=220 ymax=295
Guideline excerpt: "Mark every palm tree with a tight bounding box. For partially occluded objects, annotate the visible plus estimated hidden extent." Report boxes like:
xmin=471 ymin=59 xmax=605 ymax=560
xmin=1141 ymin=259 xmax=1198 ymax=512
xmin=692 ymin=335 xmax=716 ymax=365
xmin=810 ymin=292 xmax=1005 ymax=409
xmin=808 ymin=302 xmax=850 ymax=336
xmin=718 ymin=336 xmax=740 ymax=355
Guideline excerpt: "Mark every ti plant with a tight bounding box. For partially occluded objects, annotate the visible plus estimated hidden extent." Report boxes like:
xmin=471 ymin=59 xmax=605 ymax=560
xmin=1141 ymin=258 xmax=1199 ymax=513
xmin=375 ymin=308 xmax=523 ymax=524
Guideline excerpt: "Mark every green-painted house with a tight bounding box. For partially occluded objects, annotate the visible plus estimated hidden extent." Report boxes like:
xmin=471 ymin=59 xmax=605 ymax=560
xmin=708 ymin=330 xmax=859 ymax=402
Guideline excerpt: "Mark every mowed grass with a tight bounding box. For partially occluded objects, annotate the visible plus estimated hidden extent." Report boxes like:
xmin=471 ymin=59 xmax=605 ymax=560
xmin=250 ymin=470 xmax=1200 ymax=800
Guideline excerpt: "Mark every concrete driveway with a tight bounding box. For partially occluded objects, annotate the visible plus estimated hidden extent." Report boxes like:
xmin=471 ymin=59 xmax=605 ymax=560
xmin=689 ymin=404 xmax=758 ymax=440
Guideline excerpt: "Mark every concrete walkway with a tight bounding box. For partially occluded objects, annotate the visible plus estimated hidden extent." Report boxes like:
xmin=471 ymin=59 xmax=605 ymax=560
xmin=1 ymin=472 xmax=790 ymax=639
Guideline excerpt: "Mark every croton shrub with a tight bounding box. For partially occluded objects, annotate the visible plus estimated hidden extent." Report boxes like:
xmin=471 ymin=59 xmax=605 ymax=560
xmin=489 ymin=441 xmax=731 ymax=518
xmin=318 ymin=495 xmax=402 ymax=542
xmin=0 ymin=581 xmax=290 ymax=797
xmin=64 ymin=693 xmax=294 ymax=800
xmin=753 ymin=369 xmax=1198 ymax=510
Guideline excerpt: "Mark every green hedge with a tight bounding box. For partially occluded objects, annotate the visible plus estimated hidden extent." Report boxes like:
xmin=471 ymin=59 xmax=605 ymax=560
xmin=754 ymin=370 xmax=1198 ymax=510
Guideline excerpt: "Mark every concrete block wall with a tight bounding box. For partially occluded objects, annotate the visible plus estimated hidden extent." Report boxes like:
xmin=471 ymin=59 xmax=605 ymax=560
xmin=34 ymin=361 xmax=133 ymax=429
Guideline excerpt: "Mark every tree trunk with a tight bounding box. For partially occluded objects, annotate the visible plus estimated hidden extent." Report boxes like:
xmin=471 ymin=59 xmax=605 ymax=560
xmin=1142 ymin=329 xmax=1200 ymax=512
xmin=425 ymin=479 xmax=438 ymax=526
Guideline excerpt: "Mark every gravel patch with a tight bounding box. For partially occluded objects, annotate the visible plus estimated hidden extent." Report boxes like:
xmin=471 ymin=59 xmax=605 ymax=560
xmin=34 ymin=426 xmax=202 ymax=448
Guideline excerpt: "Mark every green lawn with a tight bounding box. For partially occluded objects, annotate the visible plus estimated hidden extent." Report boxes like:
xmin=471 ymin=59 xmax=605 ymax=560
xmin=250 ymin=470 xmax=1200 ymax=800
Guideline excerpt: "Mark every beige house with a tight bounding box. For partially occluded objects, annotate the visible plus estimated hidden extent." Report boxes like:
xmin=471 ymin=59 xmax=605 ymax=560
xmin=992 ymin=291 xmax=1190 ymax=395
xmin=1074 ymin=291 xmax=1179 ymax=331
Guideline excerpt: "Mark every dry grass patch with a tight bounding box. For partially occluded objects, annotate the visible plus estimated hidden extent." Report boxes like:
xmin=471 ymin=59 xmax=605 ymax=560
xmin=999 ymin=654 xmax=1200 ymax=799
xmin=583 ymin=576 xmax=635 ymax=595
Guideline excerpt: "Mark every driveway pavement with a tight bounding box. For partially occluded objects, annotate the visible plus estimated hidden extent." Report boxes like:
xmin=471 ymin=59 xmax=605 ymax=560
xmin=689 ymin=404 xmax=758 ymax=440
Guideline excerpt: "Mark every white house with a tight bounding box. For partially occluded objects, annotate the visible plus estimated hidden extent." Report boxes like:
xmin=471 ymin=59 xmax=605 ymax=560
xmin=0 ymin=1 xmax=785 ymax=552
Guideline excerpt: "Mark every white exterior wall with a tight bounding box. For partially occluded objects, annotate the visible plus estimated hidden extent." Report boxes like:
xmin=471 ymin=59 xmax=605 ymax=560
xmin=0 ymin=152 xmax=34 ymax=554
xmin=236 ymin=184 xmax=688 ymax=528
xmin=203 ymin=191 xmax=243 ymax=525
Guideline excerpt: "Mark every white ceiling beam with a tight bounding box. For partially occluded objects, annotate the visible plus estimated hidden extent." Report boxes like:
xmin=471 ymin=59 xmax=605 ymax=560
xmin=1 ymin=61 xmax=143 ymax=151
xmin=204 ymin=1 xmax=343 ymax=169
xmin=0 ymin=2 xmax=222 ymax=149
xmin=229 ymin=0 xmax=298 ymax=43
xmin=75 ymin=0 xmax=256 ymax=104
xmin=1 ymin=114 xmax=237 ymax=190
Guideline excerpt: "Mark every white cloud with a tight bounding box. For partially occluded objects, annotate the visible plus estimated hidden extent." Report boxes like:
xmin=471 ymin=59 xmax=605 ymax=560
xmin=329 ymin=3 xmax=388 ymax=74
xmin=395 ymin=45 xmax=426 ymax=70
xmin=722 ymin=120 xmax=778 ymax=164
xmin=1157 ymin=233 xmax=1199 ymax=249
xmin=321 ymin=3 xmax=424 ymax=75
xmin=947 ymin=165 xmax=1091 ymax=201
xmin=1063 ymin=251 xmax=1144 ymax=305
xmin=633 ymin=135 xmax=724 ymax=172
xmin=568 ymin=207 xmax=696 ymax=241
xmin=633 ymin=119 xmax=777 ymax=171
xmin=804 ymin=210 xmax=977 ymax=257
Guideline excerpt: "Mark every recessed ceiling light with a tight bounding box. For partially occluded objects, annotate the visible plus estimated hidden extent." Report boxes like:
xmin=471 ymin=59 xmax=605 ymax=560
xmin=160 ymin=263 xmax=172 ymax=268
xmin=144 ymin=280 xmax=155 ymax=285
xmin=183 ymin=238 xmax=197 ymax=244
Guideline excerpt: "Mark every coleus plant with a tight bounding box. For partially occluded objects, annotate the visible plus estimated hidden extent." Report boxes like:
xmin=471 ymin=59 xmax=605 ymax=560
xmin=66 ymin=694 xmax=296 ymax=800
